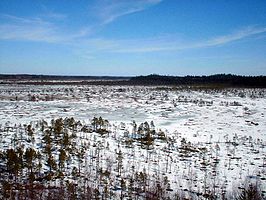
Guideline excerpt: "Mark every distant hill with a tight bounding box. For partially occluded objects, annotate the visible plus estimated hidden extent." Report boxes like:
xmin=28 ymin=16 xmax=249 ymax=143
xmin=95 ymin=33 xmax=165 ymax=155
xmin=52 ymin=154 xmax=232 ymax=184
xmin=0 ymin=74 xmax=266 ymax=87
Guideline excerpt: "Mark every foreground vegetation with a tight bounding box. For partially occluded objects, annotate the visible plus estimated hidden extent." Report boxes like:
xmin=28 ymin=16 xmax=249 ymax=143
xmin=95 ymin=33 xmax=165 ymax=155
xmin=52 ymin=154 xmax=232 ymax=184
xmin=0 ymin=116 xmax=265 ymax=199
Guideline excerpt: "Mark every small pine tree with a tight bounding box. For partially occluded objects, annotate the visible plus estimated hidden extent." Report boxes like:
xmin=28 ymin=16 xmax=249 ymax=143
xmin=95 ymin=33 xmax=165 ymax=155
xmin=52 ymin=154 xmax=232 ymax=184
xmin=237 ymin=184 xmax=262 ymax=200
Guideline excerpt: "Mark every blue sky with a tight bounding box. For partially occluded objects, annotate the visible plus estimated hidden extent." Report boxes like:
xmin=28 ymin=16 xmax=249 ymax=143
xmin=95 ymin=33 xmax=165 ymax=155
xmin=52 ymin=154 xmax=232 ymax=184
xmin=0 ymin=0 xmax=266 ymax=76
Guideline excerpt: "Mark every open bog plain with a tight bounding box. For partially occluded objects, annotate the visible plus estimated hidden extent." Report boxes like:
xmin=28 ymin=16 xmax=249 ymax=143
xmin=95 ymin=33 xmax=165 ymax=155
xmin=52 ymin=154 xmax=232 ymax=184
xmin=0 ymin=82 xmax=265 ymax=199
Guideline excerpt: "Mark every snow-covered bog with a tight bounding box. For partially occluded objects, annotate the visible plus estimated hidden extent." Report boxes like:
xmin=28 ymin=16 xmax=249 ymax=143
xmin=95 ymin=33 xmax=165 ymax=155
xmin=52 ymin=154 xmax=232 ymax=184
xmin=0 ymin=85 xmax=265 ymax=199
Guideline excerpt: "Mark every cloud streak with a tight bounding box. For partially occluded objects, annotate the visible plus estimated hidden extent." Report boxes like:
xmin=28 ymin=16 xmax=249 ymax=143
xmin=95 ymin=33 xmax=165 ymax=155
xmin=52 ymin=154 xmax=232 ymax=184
xmin=0 ymin=1 xmax=162 ymax=44
xmin=1 ymin=12 xmax=265 ymax=58
xmin=108 ymin=26 xmax=266 ymax=53
xmin=204 ymin=26 xmax=266 ymax=47
xmin=0 ymin=14 xmax=64 ymax=43
xmin=93 ymin=0 xmax=162 ymax=24
xmin=70 ymin=26 xmax=266 ymax=60
xmin=0 ymin=14 xmax=90 ymax=43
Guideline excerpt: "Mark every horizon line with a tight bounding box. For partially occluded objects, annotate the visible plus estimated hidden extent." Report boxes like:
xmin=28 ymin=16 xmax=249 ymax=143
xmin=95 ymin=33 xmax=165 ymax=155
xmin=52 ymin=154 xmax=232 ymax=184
xmin=0 ymin=73 xmax=265 ymax=78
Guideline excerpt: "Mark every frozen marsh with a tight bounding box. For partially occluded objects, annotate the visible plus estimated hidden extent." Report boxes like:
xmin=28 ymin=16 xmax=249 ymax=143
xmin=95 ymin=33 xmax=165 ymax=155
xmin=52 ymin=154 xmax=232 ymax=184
xmin=0 ymin=84 xmax=265 ymax=199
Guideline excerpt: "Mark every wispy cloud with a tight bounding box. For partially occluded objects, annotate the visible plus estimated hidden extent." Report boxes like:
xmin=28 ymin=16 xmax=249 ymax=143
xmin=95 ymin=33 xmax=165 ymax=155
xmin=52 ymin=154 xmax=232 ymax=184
xmin=106 ymin=26 xmax=266 ymax=53
xmin=0 ymin=14 xmax=90 ymax=43
xmin=0 ymin=14 xmax=62 ymax=43
xmin=1 ymin=12 xmax=266 ymax=58
xmin=0 ymin=1 xmax=162 ymax=44
xmin=41 ymin=12 xmax=67 ymax=21
xmin=38 ymin=3 xmax=67 ymax=20
xmin=93 ymin=0 xmax=162 ymax=24
xmin=204 ymin=26 xmax=266 ymax=47
xmin=0 ymin=0 xmax=162 ymax=43
xmin=56 ymin=26 xmax=266 ymax=60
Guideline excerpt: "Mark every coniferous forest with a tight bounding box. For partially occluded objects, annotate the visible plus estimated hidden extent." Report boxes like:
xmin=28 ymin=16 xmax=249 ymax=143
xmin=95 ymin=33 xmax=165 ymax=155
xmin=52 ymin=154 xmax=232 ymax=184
xmin=1 ymin=74 xmax=266 ymax=87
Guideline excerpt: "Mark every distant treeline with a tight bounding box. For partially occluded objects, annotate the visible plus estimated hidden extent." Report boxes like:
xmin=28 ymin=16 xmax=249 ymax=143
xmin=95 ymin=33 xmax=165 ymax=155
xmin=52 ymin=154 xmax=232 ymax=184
xmin=0 ymin=74 xmax=130 ymax=81
xmin=0 ymin=74 xmax=266 ymax=87
xmin=130 ymin=74 xmax=266 ymax=87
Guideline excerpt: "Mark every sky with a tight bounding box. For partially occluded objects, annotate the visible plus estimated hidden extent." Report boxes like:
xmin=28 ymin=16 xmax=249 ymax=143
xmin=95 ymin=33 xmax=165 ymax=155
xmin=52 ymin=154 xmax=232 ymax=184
xmin=0 ymin=0 xmax=266 ymax=76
